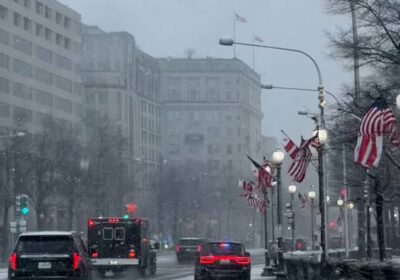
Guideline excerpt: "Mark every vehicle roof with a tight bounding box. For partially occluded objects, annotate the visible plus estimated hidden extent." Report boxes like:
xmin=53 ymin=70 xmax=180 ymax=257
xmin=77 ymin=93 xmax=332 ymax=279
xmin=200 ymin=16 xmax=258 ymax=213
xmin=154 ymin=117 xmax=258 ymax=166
xmin=179 ymin=237 xmax=204 ymax=240
xmin=20 ymin=231 xmax=77 ymax=237
xmin=205 ymin=241 xmax=244 ymax=245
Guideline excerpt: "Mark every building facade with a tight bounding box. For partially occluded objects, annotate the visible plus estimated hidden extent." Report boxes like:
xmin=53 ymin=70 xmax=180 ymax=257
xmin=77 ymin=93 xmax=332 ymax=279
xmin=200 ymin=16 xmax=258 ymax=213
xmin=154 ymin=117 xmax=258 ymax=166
xmin=81 ymin=26 xmax=162 ymax=214
xmin=0 ymin=0 xmax=83 ymax=134
xmin=159 ymin=57 xmax=263 ymax=178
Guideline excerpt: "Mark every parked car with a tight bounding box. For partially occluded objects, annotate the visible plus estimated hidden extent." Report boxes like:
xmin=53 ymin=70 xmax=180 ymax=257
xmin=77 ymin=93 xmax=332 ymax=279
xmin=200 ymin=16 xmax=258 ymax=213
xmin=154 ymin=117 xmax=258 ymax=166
xmin=194 ymin=241 xmax=251 ymax=280
xmin=176 ymin=237 xmax=205 ymax=263
xmin=8 ymin=231 xmax=92 ymax=280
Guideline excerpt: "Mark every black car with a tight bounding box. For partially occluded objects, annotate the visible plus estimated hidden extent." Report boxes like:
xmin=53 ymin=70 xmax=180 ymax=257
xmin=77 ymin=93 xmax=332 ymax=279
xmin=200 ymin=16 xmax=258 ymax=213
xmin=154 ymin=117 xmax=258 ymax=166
xmin=176 ymin=237 xmax=204 ymax=263
xmin=194 ymin=241 xmax=251 ymax=280
xmin=8 ymin=231 xmax=92 ymax=280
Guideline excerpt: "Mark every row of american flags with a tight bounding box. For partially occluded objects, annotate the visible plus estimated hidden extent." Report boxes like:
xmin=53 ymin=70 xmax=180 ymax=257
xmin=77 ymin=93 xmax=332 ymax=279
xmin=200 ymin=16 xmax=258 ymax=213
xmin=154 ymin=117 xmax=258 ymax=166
xmin=239 ymin=97 xmax=400 ymax=214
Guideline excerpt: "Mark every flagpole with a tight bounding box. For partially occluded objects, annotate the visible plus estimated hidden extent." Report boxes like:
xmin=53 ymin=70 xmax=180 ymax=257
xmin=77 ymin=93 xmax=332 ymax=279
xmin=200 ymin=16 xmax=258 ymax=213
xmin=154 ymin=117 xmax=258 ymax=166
xmin=233 ymin=11 xmax=236 ymax=58
xmin=252 ymin=32 xmax=255 ymax=70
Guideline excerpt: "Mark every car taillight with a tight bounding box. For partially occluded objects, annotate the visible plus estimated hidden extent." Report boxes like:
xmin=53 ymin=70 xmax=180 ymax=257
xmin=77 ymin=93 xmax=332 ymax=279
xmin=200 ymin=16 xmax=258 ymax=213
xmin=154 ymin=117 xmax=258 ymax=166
xmin=199 ymin=256 xmax=215 ymax=265
xmin=73 ymin=253 xmax=81 ymax=270
xmin=235 ymin=256 xmax=250 ymax=265
xmin=9 ymin=252 xmax=17 ymax=270
xmin=176 ymin=245 xmax=180 ymax=253
xmin=128 ymin=249 xmax=136 ymax=258
xmin=91 ymin=252 xmax=98 ymax=258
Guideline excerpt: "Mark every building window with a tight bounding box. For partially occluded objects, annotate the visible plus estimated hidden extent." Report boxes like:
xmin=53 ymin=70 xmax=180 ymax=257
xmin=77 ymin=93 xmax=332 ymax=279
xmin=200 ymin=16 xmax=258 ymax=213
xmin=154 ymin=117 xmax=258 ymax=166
xmin=23 ymin=17 xmax=32 ymax=32
xmin=0 ymin=53 xmax=9 ymax=69
xmin=207 ymin=89 xmax=219 ymax=101
xmin=226 ymin=91 xmax=232 ymax=100
xmin=168 ymin=144 xmax=180 ymax=155
xmin=55 ymin=54 xmax=71 ymax=70
xmin=168 ymin=89 xmax=180 ymax=100
xmin=35 ymin=23 xmax=43 ymax=37
xmin=36 ymin=45 xmax=52 ymax=63
xmin=44 ymin=6 xmax=51 ymax=19
xmin=36 ymin=1 xmax=44 ymax=15
xmin=54 ymin=96 xmax=72 ymax=113
xmin=13 ymin=82 xmax=32 ymax=100
xmin=227 ymin=144 xmax=233 ymax=154
xmin=0 ymin=5 xmax=8 ymax=20
xmin=55 ymin=12 xmax=62 ymax=24
xmin=13 ymin=59 xmax=32 ymax=77
xmin=0 ymin=77 xmax=9 ymax=94
xmin=64 ymin=16 xmax=70 ymax=29
xmin=55 ymin=75 xmax=72 ymax=92
xmin=45 ymin=28 xmax=52 ymax=41
xmin=35 ymin=90 xmax=52 ymax=106
xmin=64 ymin=37 xmax=71 ymax=49
xmin=0 ymin=102 xmax=9 ymax=117
xmin=208 ymin=144 xmax=220 ymax=154
xmin=56 ymin=33 xmax=62 ymax=45
xmin=187 ymin=89 xmax=198 ymax=101
xmin=35 ymin=68 xmax=53 ymax=85
xmin=13 ymin=36 xmax=32 ymax=54
xmin=13 ymin=106 xmax=32 ymax=123
xmin=23 ymin=0 xmax=31 ymax=8
xmin=13 ymin=12 xmax=22 ymax=27
xmin=0 ymin=28 xmax=9 ymax=45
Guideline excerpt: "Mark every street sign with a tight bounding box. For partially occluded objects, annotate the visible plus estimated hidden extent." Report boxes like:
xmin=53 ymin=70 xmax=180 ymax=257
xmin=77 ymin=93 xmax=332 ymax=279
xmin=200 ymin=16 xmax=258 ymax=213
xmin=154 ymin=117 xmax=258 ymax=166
xmin=10 ymin=221 xmax=17 ymax=233
xmin=18 ymin=219 xmax=27 ymax=232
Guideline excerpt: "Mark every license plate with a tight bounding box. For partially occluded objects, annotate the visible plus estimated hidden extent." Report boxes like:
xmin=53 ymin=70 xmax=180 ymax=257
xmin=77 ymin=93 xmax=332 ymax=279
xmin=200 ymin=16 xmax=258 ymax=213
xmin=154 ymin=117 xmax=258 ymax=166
xmin=38 ymin=262 xmax=51 ymax=269
xmin=220 ymin=259 xmax=230 ymax=264
xmin=109 ymin=260 xmax=118 ymax=265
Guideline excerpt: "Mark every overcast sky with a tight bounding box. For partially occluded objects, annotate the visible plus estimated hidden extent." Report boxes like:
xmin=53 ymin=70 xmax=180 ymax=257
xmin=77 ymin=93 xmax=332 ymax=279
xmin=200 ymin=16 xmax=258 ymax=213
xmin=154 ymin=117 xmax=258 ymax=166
xmin=61 ymin=0 xmax=352 ymax=142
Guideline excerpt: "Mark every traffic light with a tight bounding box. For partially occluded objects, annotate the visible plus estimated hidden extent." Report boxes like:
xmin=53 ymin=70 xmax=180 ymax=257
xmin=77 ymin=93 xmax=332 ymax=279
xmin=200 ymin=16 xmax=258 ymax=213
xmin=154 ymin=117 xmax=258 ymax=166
xmin=125 ymin=204 xmax=137 ymax=214
xmin=123 ymin=214 xmax=129 ymax=220
xmin=21 ymin=195 xmax=29 ymax=216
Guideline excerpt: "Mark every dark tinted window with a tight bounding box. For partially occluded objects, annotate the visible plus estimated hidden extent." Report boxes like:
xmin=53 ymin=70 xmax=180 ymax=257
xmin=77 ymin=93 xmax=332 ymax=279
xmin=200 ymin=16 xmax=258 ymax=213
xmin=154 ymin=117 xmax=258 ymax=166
xmin=179 ymin=239 xmax=203 ymax=246
xmin=103 ymin=228 xmax=113 ymax=240
xmin=201 ymin=243 xmax=245 ymax=256
xmin=115 ymin=228 xmax=125 ymax=240
xmin=17 ymin=236 xmax=73 ymax=254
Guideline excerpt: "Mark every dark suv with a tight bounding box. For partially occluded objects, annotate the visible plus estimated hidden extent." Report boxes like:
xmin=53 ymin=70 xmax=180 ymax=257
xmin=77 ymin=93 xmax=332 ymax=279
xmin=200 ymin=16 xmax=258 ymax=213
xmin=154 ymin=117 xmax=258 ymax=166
xmin=194 ymin=241 xmax=251 ymax=280
xmin=176 ymin=237 xmax=204 ymax=263
xmin=8 ymin=231 xmax=92 ymax=280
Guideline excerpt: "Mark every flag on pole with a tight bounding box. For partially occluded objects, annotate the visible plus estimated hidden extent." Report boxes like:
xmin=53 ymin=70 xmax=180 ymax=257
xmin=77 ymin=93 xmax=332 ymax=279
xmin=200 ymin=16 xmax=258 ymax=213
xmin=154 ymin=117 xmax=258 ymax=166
xmin=354 ymin=98 xmax=400 ymax=168
xmin=254 ymin=35 xmax=263 ymax=43
xmin=288 ymin=136 xmax=315 ymax=183
xmin=281 ymin=130 xmax=299 ymax=159
xmin=298 ymin=193 xmax=307 ymax=209
xmin=246 ymin=155 xmax=273 ymax=189
xmin=234 ymin=13 xmax=247 ymax=23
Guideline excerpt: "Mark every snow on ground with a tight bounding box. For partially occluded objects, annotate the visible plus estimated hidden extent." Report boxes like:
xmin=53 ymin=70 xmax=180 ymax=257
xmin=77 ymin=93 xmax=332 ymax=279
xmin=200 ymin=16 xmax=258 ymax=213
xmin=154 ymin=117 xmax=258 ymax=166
xmin=0 ymin=268 xmax=6 ymax=280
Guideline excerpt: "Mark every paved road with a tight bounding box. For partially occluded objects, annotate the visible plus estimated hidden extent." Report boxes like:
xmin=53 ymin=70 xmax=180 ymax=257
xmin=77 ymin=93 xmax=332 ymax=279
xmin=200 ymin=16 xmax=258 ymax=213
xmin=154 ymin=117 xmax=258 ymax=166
xmin=0 ymin=249 xmax=274 ymax=280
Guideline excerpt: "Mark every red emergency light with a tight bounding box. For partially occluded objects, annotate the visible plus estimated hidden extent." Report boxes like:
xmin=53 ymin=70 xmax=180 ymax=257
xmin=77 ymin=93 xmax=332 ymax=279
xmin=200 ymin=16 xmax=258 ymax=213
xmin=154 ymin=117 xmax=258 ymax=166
xmin=126 ymin=204 xmax=137 ymax=214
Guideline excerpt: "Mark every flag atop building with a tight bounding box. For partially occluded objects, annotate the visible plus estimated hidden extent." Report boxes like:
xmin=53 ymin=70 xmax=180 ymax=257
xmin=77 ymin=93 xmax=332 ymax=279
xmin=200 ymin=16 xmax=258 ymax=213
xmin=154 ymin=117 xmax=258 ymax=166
xmin=354 ymin=98 xmax=400 ymax=168
xmin=235 ymin=13 xmax=247 ymax=23
xmin=254 ymin=35 xmax=263 ymax=43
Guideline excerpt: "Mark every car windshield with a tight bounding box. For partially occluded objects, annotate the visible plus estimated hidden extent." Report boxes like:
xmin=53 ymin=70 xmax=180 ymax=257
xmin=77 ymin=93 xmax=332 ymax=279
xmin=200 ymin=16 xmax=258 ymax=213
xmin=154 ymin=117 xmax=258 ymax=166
xmin=201 ymin=243 xmax=245 ymax=256
xmin=17 ymin=236 xmax=73 ymax=254
xmin=179 ymin=239 xmax=202 ymax=246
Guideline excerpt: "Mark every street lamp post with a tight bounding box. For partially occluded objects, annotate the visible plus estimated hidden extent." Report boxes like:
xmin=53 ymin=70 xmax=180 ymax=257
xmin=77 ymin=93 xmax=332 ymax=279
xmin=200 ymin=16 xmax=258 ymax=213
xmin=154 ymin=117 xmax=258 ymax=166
xmin=220 ymin=38 xmax=328 ymax=264
xmin=261 ymin=186 xmax=273 ymax=277
xmin=272 ymin=148 xmax=285 ymax=277
xmin=308 ymin=188 xmax=316 ymax=251
xmin=288 ymin=184 xmax=297 ymax=251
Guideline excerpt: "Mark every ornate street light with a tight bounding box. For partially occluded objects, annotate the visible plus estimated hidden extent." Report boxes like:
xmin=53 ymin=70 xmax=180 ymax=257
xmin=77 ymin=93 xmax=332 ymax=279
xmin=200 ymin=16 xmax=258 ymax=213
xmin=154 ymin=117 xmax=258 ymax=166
xmin=288 ymin=184 xmax=297 ymax=251
xmin=272 ymin=148 xmax=285 ymax=276
xmin=308 ymin=189 xmax=316 ymax=251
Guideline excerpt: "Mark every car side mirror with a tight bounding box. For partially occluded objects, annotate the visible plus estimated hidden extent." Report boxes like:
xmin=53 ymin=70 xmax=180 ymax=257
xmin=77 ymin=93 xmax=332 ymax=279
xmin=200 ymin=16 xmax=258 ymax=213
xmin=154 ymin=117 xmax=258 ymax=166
xmin=245 ymin=251 xmax=250 ymax=257
xmin=154 ymin=242 xmax=160 ymax=250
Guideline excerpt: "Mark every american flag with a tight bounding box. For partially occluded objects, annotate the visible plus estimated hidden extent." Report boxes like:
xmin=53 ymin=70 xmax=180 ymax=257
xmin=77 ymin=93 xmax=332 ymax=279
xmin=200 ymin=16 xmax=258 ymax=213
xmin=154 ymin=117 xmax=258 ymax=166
xmin=246 ymin=155 xmax=273 ymax=189
xmin=354 ymin=98 xmax=400 ymax=168
xmin=235 ymin=13 xmax=247 ymax=23
xmin=288 ymin=136 xmax=314 ymax=183
xmin=254 ymin=35 xmax=263 ymax=43
xmin=298 ymin=193 xmax=308 ymax=209
xmin=281 ymin=130 xmax=299 ymax=159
